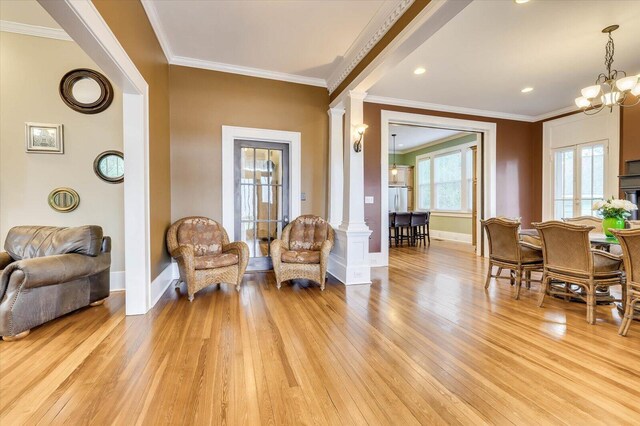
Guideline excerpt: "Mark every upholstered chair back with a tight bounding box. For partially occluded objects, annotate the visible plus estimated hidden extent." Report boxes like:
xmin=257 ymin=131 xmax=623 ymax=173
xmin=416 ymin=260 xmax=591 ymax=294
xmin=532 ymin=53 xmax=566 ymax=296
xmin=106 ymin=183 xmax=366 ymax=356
xmin=563 ymin=216 xmax=603 ymax=233
xmin=410 ymin=212 xmax=428 ymax=226
xmin=167 ymin=217 xmax=229 ymax=256
xmin=394 ymin=212 xmax=411 ymax=227
xmin=482 ymin=218 xmax=521 ymax=263
xmin=4 ymin=225 xmax=104 ymax=260
xmin=282 ymin=215 xmax=334 ymax=251
xmin=614 ymin=229 xmax=640 ymax=283
xmin=534 ymin=221 xmax=593 ymax=275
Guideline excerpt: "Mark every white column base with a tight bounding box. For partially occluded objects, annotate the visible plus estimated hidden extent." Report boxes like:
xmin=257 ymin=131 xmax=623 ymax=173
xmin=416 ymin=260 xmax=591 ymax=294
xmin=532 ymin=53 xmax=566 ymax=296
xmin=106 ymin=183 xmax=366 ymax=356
xmin=329 ymin=227 xmax=372 ymax=285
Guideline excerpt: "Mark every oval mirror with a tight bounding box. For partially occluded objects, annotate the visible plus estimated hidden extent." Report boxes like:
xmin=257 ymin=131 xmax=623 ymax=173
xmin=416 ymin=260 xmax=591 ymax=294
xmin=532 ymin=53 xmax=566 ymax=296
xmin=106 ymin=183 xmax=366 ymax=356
xmin=71 ymin=77 xmax=102 ymax=104
xmin=94 ymin=150 xmax=124 ymax=183
xmin=59 ymin=69 xmax=113 ymax=114
xmin=48 ymin=188 xmax=80 ymax=213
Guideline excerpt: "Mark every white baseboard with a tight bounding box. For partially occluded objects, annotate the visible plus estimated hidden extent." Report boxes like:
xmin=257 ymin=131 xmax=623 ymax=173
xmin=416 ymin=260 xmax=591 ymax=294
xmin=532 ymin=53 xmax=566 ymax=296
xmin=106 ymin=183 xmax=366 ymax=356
xmin=150 ymin=262 xmax=178 ymax=308
xmin=110 ymin=271 xmax=125 ymax=292
xmin=430 ymin=230 xmax=472 ymax=243
xmin=369 ymin=252 xmax=386 ymax=267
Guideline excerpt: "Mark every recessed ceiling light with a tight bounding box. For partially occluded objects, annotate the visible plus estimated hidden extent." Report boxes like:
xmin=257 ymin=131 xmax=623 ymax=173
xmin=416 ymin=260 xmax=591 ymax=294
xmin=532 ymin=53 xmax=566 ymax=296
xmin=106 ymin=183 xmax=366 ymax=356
xmin=521 ymin=87 xmax=534 ymax=93
xmin=514 ymin=0 xmax=530 ymax=4
xmin=414 ymin=67 xmax=426 ymax=75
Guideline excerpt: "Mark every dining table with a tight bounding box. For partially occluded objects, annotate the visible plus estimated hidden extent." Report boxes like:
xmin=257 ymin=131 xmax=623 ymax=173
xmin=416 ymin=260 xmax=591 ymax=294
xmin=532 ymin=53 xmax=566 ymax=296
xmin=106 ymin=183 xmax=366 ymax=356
xmin=519 ymin=229 xmax=637 ymax=317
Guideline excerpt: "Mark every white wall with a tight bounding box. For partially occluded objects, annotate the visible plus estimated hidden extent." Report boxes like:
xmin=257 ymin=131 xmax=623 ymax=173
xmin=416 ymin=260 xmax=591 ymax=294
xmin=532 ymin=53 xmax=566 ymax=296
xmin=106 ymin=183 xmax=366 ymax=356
xmin=0 ymin=32 xmax=125 ymax=273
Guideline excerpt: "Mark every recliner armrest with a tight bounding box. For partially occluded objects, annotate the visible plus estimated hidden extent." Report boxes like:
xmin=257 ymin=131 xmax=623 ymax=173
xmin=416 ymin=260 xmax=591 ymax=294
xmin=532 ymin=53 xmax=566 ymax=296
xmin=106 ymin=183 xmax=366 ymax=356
xmin=1 ymin=252 xmax=111 ymax=293
xmin=0 ymin=252 xmax=13 ymax=270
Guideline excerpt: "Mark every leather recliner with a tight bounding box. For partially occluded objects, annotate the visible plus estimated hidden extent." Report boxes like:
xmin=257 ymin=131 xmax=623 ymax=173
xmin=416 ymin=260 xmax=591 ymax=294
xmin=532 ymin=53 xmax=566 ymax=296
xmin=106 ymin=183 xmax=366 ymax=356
xmin=0 ymin=225 xmax=111 ymax=341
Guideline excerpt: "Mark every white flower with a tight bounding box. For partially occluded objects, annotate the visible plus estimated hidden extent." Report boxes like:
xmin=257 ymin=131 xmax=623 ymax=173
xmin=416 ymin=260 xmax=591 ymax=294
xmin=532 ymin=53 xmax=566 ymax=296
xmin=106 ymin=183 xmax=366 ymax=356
xmin=624 ymin=200 xmax=638 ymax=211
xmin=611 ymin=199 xmax=627 ymax=209
xmin=592 ymin=200 xmax=605 ymax=210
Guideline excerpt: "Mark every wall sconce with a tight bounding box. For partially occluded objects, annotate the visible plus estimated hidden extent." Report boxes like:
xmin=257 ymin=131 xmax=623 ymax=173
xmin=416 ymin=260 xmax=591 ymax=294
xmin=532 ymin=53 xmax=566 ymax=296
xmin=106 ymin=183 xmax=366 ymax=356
xmin=353 ymin=124 xmax=368 ymax=152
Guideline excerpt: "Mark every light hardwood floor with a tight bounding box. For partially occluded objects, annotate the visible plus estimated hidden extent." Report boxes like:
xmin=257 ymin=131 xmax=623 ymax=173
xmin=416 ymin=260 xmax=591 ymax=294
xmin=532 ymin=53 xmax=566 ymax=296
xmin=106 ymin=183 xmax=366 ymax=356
xmin=1 ymin=242 xmax=639 ymax=425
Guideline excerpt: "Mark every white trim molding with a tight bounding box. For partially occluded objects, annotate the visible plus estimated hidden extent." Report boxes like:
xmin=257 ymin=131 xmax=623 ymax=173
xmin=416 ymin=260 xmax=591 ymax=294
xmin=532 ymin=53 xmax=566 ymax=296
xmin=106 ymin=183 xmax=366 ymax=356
xmin=381 ymin=110 xmax=497 ymax=261
xmin=171 ymin=56 xmax=326 ymax=88
xmin=0 ymin=20 xmax=72 ymax=41
xmin=150 ymin=263 xmax=179 ymax=308
xmin=221 ymin=126 xmax=302 ymax=240
xmin=326 ymin=0 xmax=414 ymax=93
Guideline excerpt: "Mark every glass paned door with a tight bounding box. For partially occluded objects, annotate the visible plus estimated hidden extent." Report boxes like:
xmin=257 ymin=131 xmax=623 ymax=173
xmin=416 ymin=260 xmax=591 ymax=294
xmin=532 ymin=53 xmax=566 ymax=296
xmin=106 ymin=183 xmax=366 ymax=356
xmin=552 ymin=141 xmax=607 ymax=220
xmin=234 ymin=140 xmax=289 ymax=271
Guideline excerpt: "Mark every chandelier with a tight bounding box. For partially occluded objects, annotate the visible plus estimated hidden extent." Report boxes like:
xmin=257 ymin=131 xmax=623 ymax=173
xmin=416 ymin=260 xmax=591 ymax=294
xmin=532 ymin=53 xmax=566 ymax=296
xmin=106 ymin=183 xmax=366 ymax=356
xmin=574 ymin=25 xmax=640 ymax=114
xmin=391 ymin=134 xmax=398 ymax=176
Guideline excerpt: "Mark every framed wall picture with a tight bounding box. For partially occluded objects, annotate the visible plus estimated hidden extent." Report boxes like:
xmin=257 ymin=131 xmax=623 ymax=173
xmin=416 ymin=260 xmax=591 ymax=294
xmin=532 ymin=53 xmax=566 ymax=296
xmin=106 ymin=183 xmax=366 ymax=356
xmin=25 ymin=122 xmax=64 ymax=154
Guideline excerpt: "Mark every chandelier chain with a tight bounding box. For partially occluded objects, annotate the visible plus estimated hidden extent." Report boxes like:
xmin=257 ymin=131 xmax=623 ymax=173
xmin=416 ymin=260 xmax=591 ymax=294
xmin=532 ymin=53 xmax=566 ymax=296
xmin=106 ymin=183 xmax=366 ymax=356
xmin=605 ymin=32 xmax=615 ymax=79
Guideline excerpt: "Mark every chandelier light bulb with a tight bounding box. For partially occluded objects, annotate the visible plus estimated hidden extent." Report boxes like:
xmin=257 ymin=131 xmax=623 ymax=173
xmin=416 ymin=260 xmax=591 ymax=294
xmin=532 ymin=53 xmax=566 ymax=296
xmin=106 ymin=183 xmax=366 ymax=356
xmin=391 ymin=166 xmax=398 ymax=176
xmin=632 ymin=83 xmax=640 ymax=97
xmin=581 ymin=85 xmax=601 ymax=99
xmin=601 ymin=91 xmax=621 ymax=106
xmin=575 ymin=96 xmax=591 ymax=108
xmin=616 ymin=75 xmax=639 ymax=92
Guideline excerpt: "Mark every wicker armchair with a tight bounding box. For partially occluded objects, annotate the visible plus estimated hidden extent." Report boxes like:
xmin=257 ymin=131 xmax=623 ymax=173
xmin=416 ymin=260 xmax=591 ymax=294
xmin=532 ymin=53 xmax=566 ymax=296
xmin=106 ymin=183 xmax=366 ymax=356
xmin=481 ymin=217 xmax=544 ymax=299
xmin=533 ymin=221 xmax=624 ymax=324
xmin=167 ymin=217 xmax=249 ymax=301
xmin=270 ymin=215 xmax=334 ymax=290
xmin=612 ymin=228 xmax=640 ymax=336
xmin=562 ymin=216 xmax=604 ymax=233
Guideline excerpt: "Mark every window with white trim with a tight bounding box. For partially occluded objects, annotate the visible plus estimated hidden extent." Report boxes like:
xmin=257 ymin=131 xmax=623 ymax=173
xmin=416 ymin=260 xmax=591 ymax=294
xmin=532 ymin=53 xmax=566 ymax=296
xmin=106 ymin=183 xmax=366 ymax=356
xmin=415 ymin=143 xmax=476 ymax=213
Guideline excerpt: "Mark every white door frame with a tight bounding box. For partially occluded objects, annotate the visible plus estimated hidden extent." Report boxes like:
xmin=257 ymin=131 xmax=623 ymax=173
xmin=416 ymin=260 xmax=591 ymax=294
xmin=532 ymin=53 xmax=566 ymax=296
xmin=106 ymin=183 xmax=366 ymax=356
xmin=39 ymin=0 xmax=152 ymax=315
xmin=379 ymin=110 xmax=497 ymax=262
xmin=221 ymin=126 xmax=301 ymax=239
xmin=542 ymin=108 xmax=620 ymax=220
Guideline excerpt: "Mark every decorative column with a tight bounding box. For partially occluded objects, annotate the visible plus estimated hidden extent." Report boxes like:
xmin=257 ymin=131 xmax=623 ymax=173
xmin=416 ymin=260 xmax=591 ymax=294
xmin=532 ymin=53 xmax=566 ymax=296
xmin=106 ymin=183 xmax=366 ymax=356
xmin=328 ymin=107 xmax=344 ymax=227
xmin=328 ymin=91 xmax=372 ymax=285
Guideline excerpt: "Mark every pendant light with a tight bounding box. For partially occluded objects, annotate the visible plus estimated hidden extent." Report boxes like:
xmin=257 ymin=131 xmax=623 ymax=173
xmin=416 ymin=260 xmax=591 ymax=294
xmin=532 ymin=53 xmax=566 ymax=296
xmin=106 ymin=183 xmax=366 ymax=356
xmin=391 ymin=134 xmax=398 ymax=176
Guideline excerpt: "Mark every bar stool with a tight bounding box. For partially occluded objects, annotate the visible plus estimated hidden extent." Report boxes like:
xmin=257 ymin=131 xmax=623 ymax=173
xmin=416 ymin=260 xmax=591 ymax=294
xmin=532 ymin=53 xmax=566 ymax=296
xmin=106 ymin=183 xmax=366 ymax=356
xmin=388 ymin=212 xmax=396 ymax=248
xmin=394 ymin=212 xmax=412 ymax=246
xmin=410 ymin=212 xmax=430 ymax=246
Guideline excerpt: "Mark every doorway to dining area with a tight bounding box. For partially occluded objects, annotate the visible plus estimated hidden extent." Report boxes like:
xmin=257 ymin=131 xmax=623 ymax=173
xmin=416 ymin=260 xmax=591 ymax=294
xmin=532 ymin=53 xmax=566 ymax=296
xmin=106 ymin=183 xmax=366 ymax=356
xmin=387 ymin=123 xmax=479 ymax=251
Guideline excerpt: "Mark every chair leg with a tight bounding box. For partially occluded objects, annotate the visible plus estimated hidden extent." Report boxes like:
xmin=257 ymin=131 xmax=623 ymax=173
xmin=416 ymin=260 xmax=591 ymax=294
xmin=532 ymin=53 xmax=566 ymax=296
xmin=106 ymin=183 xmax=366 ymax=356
xmin=525 ymin=271 xmax=532 ymax=289
xmin=496 ymin=267 xmax=503 ymax=277
xmin=89 ymin=298 xmax=107 ymax=307
xmin=485 ymin=262 xmax=493 ymax=289
xmin=515 ymin=268 xmax=523 ymax=300
xmin=620 ymin=299 xmax=637 ymax=336
xmin=2 ymin=330 xmax=30 ymax=341
xmin=586 ymin=283 xmax=596 ymax=325
xmin=538 ymin=274 xmax=549 ymax=307
xmin=510 ymin=270 xmax=516 ymax=286
xmin=426 ymin=223 xmax=431 ymax=244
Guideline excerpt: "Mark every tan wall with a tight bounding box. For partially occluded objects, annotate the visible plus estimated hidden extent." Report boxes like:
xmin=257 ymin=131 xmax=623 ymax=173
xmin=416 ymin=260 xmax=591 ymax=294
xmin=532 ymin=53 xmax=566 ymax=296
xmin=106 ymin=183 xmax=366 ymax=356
xmin=169 ymin=65 xmax=329 ymax=223
xmin=93 ymin=0 xmax=171 ymax=279
xmin=0 ymin=32 xmax=124 ymax=271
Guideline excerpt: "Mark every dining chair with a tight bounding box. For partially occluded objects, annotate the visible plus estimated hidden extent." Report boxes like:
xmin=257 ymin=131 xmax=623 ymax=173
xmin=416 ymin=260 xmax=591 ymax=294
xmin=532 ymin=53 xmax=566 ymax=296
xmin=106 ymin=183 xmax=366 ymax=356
xmin=562 ymin=216 xmax=604 ymax=233
xmin=389 ymin=212 xmax=396 ymax=248
xmin=394 ymin=212 xmax=412 ymax=247
xmin=627 ymin=220 xmax=640 ymax=229
xmin=410 ymin=212 xmax=429 ymax=246
xmin=481 ymin=217 xmax=543 ymax=299
xmin=533 ymin=221 xmax=625 ymax=324
xmin=612 ymin=228 xmax=640 ymax=336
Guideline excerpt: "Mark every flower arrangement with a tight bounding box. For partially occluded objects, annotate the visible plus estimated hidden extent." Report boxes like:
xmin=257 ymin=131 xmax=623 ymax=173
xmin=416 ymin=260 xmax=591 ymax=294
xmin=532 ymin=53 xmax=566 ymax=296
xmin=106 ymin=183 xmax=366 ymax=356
xmin=592 ymin=198 xmax=638 ymax=219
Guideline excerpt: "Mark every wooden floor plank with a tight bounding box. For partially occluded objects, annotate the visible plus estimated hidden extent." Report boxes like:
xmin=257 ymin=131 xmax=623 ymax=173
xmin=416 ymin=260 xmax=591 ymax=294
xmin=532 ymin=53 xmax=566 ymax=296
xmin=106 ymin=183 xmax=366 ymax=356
xmin=1 ymin=241 xmax=639 ymax=425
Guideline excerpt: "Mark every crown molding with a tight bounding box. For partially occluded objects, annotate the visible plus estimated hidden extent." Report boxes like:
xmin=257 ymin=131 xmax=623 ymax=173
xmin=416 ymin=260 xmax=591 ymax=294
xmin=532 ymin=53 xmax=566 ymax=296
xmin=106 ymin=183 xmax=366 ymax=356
xmin=531 ymin=105 xmax=579 ymax=122
xmin=365 ymin=94 xmax=542 ymax=122
xmin=0 ymin=20 xmax=72 ymax=41
xmin=140 ymin=0 xmax=172 ymax=61
xmin=393 ymin=131 xmax=469 ymax=154
xmin=171 ymin=56 xmax=327 ymax=87
xmin=327 ymin=0 xmax=414 ymax=94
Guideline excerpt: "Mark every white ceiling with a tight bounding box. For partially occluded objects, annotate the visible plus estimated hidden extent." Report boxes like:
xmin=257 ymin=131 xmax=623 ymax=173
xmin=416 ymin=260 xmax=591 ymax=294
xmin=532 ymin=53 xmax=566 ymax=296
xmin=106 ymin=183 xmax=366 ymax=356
xmin=388 ymin=124 xmax=469 ymax=153
xmin=369 ymin=0 xmax=640 ymax=118
xmin=0 ymin=0 xmax=61 ymax=28
xmin=144 ymin=0 xmax=402 ymax=84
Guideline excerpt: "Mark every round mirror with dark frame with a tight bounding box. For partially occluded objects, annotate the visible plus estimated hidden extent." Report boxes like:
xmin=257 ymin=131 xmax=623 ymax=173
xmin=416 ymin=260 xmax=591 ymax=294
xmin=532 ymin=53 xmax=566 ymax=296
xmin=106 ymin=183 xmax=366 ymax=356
xmin=59 ymin=69 xmax=113 ymax=114
xmin=48 ymin=188 xmax=80 ymax=213
xmin=94 ymin=150 xmax=124 ymax=183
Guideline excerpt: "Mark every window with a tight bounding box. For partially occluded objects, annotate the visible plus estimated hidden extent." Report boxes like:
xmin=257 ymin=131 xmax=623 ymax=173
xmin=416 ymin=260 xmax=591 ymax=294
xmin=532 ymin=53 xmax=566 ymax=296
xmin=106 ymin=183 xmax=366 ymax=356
xmin=415 ymin=144 xmax=476 ymax=213
xmin=552 ymin=142 xmax=606 ymax=220
xmin=434 ymin=152 xmax=462 ymax=210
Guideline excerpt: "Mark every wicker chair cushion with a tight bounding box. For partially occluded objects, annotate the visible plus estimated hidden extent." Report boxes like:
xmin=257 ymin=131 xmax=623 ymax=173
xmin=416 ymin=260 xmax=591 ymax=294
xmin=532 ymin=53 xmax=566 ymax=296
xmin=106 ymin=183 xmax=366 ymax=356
xmin=521 ymin=243 xmax=543 ymax=263
xmin=194 ymin=253 xmax=238 ymax=270
xmin=177 ymin=217 xmax=224 ymax=256
xmin=281 ymin=249 xmax=321 ymax=264
xmin=593 ymin=252 xmax=623 ymax=277
xmin=289 ymin=216 xmax=329 ymax=251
